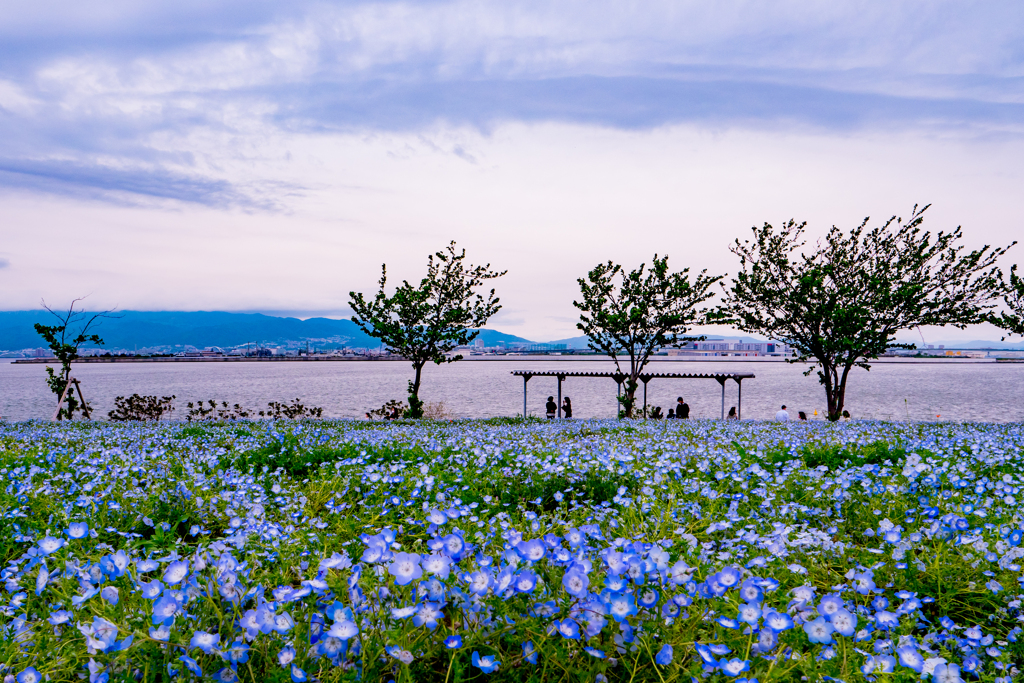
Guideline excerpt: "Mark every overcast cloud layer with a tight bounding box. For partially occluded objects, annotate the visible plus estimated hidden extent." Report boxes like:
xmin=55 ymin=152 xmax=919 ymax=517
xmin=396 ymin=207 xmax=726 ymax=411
xmin=2 ymin=1 xmax=1024 ymax=340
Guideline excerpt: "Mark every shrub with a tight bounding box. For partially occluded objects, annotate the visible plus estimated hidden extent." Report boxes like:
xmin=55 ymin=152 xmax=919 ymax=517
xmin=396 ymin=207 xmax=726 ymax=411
xmin=107 ymin=394 xmax=176 ymax=421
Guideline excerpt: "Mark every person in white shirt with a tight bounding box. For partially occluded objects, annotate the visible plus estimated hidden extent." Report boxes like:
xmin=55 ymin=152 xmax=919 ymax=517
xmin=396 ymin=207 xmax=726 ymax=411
xmin=775 ymin=404 xmax=790 ymax=421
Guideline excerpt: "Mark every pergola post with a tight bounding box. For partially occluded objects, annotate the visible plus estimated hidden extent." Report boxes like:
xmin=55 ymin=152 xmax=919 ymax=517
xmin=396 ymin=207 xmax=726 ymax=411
xmin=557 ymin=374 xmax=563 ymax=419
xmin=522 ymin=373 xmax=532 ymax=418
xmin=737 ymin=378 xmax=743 ymax=419
xmin=716 ymin=377 xmax=726 ymax=419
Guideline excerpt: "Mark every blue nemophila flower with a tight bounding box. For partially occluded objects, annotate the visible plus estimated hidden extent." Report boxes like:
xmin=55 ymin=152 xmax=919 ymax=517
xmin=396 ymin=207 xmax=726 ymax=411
xmin=466 ymin=569 xmax=493 ymax=595
xmin=716 ymin=566 xmax=742 ymax=588
xmin=606 ymin=592 xmax=637 ymax=622
xmin=278 ymin=645 xmax=296 ymax=666
xmin=326 ymin=618 xmax=358 ymax=640
xmin=819 ymin=593 xmax=844 ymax=617
xmin=638 ymin=588 xmax=659 ymax=609
xmin=804 ymin=616 xmax=835 ymax=644
xmin=389 ymin=552 xmax=423 ymax=586
xmin=386 ymin=645 xmax=414 ymax=664
xmin=694 ymin=643 xmax=719 ymax=666
xmin=151 ymin=593 xmax=181 ymax=624
xmin=391 ymin=605 xmax=417 ymax=620
xmin=140 ymin=579 xmax=163 ymax=599
xmin=562 ymin=569 xmax=588 ymax=597
xmin=556 ymin=618 xmax=581 ymax=639
xmin=513 ymin=569 xmax=538 ymax=594
xmin=719 ymin=658 xmax=750 ymax=676
xmin=516 ymin=539 xmax=546 ymax=562
xmin=213 ymin=668 xmax=239 ymax=683
xmin=38 ymin=536 xmax=65 ymax=554
xmin=16 ymin=667 xmax=42 ymax=683
xmin=100 ymin=586 xmax=118 ymax=605
xmin=414 ymin=602 xmax=443 ymax=629
xmin=224 ymin=641 xmax=250 ymax=666
xmin=1009 ymin=529 xmax=1023 ymax=546
xmin=422 ymin=553 xmax=451 ymax=579
xmin=875 ymin=611 xmax=899 ymax=630
xmin=66 ymin=522 xmax=89 ymax=539
xmin=830 ymin=609 xmax=857 ymax=637
xmin=163 ymin=560 xmax=189 ymax=585
xmin=48 ymin=610 xmax=72 ymax=625
xmin=737 ymin=602 xmax=761 ymax=625
xmin=932 ymin=662 xmax=963 ymax=682
xmin=179 ymin=656 xmax=202 ymax=677
xmin=445 ymin=634 xmax=463 ymax=649
xmin=655 ymin=644 xmax=673 ymax=666
xmin=585 ymin=646 xmax=605 ymax=659
xmin=522 ymin=640 xmax=538 ymax=664
xmin=472 ymin=652 xmax=499 ymax=673
xmin=290 ymin=664 xmax=307 ymax=683
xmin=190 ymin=631 xmax=220 ymax=654
xmin=896 ymin=645 xmax=924 ymax=673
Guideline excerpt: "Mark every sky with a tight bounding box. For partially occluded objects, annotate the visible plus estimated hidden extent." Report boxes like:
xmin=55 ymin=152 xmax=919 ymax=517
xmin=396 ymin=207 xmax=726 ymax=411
xmin=2 ymin=1 xmax=1024 ymax=342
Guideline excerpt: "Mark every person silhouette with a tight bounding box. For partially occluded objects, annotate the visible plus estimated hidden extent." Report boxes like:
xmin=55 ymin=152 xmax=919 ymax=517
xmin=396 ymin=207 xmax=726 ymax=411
xmin=545 ymin=396 xmax=557 ymax=419
xmin=775 ymin=405 xmax=790 ymax=421
xmin=727 ymin=406 xmax=737 ymax=420
xmin=561 ymin=397 xmax=573 ymax=419
xmin=676 ymin=397 xmax=690 ymax=419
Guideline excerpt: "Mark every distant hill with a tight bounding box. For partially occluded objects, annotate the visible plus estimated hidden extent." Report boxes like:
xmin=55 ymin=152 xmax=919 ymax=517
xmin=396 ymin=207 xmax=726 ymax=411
xmin=0 ymin=310 xmax=537 ymax=352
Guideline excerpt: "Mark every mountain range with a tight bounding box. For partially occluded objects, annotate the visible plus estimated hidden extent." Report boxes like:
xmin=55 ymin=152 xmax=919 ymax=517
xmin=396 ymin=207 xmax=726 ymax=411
xmin=0 ymin=310 xmax=535 ymax=351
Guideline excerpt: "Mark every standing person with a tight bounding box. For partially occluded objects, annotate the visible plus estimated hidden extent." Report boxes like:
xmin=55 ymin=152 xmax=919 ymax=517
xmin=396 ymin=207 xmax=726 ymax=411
xmin=561 ymin=397 xmax=573 ymax=419
xmin=798 ymin=411 xmax=808 ymax=421
xmin=545 ymin=396 xmax=557 ymax=419
xmin=727 ymin=406 xmax=738 ymax=420
xmin=775 ymin=404 xmax=790 ymax=421
xmin=667 ymin=408 xmax=676 ymax=419
xmin=676 ymin=397 xmax=690 ymax=419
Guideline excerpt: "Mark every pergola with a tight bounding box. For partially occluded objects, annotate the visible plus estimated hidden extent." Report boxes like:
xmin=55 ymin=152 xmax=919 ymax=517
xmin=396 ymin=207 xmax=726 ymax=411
xmin=511 ymin=370 xmax=755 ymax=419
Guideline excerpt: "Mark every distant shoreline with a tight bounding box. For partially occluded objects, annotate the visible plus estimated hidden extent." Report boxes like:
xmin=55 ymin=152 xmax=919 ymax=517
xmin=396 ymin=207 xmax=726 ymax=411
xmin=8 ymin=355 xmax=1012 ymax=365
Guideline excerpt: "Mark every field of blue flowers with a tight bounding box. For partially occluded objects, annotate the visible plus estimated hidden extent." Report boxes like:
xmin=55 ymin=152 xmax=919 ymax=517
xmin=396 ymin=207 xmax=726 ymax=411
xmin=2 ymin=417 xmax=1023 ymax=683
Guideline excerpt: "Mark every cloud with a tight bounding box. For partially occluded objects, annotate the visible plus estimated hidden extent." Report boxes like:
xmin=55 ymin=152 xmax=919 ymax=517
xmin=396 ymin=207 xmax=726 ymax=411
xmin=0 ymin=158 xmax=276 ymax=208
xmin=2 ymin=1 xmax=1024 ymax=205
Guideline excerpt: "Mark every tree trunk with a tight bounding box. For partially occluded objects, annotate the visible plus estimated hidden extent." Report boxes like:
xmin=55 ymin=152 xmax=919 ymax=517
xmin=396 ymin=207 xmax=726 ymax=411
xmin=406 ymin=362 xmax=425 ymax=419
xmin=621 ymin=376 xmax=639 ymax=418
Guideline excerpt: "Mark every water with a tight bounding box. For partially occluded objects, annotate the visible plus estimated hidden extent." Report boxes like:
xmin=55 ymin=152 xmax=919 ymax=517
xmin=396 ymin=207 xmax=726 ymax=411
xmin=3 ymin=357 xmax=1020 ymax=423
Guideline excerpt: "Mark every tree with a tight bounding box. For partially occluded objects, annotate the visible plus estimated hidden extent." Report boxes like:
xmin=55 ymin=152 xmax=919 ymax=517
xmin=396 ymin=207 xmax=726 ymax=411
xmin=991 ymin=264 xmax=1024 ymax=337
xmin=723 ymin=205 xmax=1012 ymax=421
xmin=349 ymin=242 xmax=505 ymax=418
xmin=33 ymin=299 xmax=117 ymax=420
xmin=574 ymin=255 xmax=723 ymax=418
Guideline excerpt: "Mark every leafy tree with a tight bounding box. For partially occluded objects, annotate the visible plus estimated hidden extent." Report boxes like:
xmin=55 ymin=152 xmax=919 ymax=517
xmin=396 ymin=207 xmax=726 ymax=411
xmin=349 ymin=242 xmax=505 ymax=418
xmin=33 ymin=299 xmax=116 ymax=420
xmin=723 ymin=205 xmax=1012 ymax=421
xmin=574 ymin=255 xmax=723 ymax=418
xmin=991 ymin=264 xmax=1024 ymax=337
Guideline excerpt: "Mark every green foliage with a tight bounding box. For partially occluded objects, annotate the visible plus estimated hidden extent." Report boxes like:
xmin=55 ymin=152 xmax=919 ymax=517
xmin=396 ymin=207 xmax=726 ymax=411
xmin=992 ymin=262 xmax=1024 ymax=337
xmin=724 ymin=204 xmax=1011 ymax=420
xmin=349 ymin=241 xmax=505 ymax=418
xmin=574 ymin=255 xmax=723 ymax=417
xmin=107 ymin=394 xmax=176 ymax=421
xmin=734 ymin=438 xmax=907 ymax=469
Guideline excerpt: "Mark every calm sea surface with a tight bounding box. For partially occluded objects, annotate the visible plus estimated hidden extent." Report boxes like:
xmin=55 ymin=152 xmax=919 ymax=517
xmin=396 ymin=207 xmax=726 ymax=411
xmin=2 ymin=357 xmax=1022 ymax=423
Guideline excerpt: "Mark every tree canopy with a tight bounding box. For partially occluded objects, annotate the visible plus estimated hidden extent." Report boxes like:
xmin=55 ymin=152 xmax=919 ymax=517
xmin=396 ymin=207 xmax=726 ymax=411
xmin=349 ymin=242 xmax=505 ymax=418
xmin=574 ymin=255 xmax=722 ymax=417
xmin=991 ymin=264 xmax=1024 ymax=338
xmin=723 ymin=205 xmax=1012 ymax=420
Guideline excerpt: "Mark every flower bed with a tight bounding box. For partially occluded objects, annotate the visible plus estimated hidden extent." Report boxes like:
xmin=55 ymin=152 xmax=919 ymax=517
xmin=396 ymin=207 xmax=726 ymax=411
xmin=1 ymin=418 xmax=1022 ymax=682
